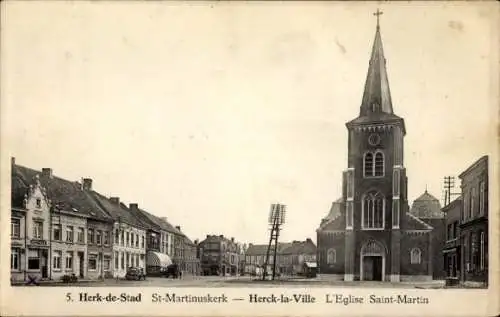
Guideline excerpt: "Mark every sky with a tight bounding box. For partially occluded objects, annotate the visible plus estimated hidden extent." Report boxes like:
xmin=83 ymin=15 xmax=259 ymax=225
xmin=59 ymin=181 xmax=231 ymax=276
xmin=1 ymin=2 xmax=497 ymax=245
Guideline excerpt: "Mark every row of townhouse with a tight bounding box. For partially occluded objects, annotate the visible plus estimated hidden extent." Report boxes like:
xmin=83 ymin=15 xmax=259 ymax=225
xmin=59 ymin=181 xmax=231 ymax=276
xmin=442 ymin=155 xmax=489 ymax=286
xmin=244 ymin=239 xmax=317 ymax=276
xmin=10 ymin=158 xmax=200 ymax=283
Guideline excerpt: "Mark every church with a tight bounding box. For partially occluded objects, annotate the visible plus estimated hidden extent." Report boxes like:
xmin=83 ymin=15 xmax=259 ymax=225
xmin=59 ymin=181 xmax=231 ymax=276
xmin=316 ymin=13 xmax=439 ymax=282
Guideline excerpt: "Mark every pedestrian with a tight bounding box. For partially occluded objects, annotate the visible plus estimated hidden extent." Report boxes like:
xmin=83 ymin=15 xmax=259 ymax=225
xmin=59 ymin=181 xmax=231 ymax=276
xmin=179 ymin=270 xmax=182 ymax=279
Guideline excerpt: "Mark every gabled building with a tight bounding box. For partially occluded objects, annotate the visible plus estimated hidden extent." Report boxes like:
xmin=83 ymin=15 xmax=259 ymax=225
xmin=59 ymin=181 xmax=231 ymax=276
xmin=316 ymin=17 xmax=435 ymax=282
xmin=131 ymin=207 xmax=176 ymax=275
xmin=244 ymin=243 xmax=291 ymax=276
xmin=178 ymin=231 xmax=201 ymax=276
xmin=11 ymin=160 xmax=52 ymax=282
xmin=11 ymin=159 xmax=114 ymax=282
xmin=459 ymin=155 xmax=488 ymax=285
xmin=281 ymin=239 xmax=317 ymax=275
xmin=89 ymin=193 xmax=148 ymax=278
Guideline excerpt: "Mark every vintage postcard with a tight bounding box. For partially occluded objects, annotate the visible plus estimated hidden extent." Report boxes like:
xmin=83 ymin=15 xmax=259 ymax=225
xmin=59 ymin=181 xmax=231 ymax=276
xmin=0 ymin=1 xmax=498 ymax=316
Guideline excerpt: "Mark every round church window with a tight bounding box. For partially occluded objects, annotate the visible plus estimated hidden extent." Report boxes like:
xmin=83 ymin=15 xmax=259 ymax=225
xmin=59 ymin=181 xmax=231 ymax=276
xmin=368 ymin=133 xmax=381 ymax=146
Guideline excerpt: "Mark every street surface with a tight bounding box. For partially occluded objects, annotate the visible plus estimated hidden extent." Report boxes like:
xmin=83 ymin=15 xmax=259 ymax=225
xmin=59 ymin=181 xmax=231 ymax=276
xmin=43 ymin=275 xmax=445 ymax=288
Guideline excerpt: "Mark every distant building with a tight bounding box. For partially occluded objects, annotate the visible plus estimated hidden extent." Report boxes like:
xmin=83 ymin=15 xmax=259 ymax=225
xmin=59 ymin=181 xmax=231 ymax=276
xmin=179 ymin=232 xmax=200 ymax=275
xmin=409 ymin=191 xmax=446 ymax=280
xmin=459 ymin=156 xmax=488 ymax=285
xmin=245 ymin=239 xmax=317 ymax=276
xmin=442 ymin=197 xmax=462 ymax=279
xmin=281 ymin=239 xmax=317 ymax=275
xmin=198 ymin=235 xmax=240 ymax=276
xmin=244 ymin=243 xmax=290 ymax=276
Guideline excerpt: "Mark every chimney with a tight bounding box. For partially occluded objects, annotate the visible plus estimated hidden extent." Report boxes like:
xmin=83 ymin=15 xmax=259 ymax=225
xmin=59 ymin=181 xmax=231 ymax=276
xmin=219 ymin=235 xmax=224 ymax=238
xmin=82 ymin=178 xmax=93 ymax=191
xmin=129 ymin=203 xmax=138 ymax=210
xmin=110 ymin=197 xmax=120 ymax=205
xmin=42 ymin=168 xmax=53 ymax=178
xmin=175 ymin=226 xmax=181 ymax=231
xmin=231 ymin=237 xmax=235 ymax=243
xmin=306 ymin=238 xmax=312 ymax=243
xmin=206 ymin=234 xmax=210 ymax=238
xmin=194 ymin=239 xmax=199 ymax=244
xmin=11 ymin=157 xmax=15 ymax=166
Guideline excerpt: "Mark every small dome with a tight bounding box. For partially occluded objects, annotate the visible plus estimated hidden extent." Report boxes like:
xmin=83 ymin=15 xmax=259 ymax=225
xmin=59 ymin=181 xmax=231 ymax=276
xmin=410 ymin=190 xmax=443 ymax=219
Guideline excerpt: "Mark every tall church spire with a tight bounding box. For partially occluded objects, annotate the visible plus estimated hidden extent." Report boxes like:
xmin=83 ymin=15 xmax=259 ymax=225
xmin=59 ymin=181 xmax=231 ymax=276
xmin=360 ymin=9 xmax=394 ymax=116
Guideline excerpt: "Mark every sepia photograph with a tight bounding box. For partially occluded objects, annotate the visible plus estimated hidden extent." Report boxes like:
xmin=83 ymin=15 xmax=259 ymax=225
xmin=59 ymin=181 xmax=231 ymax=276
xmin=1 ymin=1 xmax=498 ymax=316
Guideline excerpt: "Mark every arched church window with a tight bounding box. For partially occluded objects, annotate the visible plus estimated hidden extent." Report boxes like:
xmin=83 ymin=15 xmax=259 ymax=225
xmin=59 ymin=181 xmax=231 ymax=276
xmin=374 ymin=151 xmax=384 ymax=176
xmin=363 ymin=152 xmax=374 ymax=177
xmin=410 ymin=248 xmax=422 ymax=264
xmin=327 ymin=249 xmax=336 ymax=264
xmin=362 ymin=191 xmax=385 ymax=229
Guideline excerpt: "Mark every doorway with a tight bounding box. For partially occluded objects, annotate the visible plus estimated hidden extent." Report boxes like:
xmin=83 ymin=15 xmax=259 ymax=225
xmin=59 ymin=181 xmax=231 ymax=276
xmin=360 ymin=240 xmax=386 ymax=281
xmin=78 ymin=252 xmax=84 ymax=278
xmin=363 ymin=256 xmax=383 ymax=281
xmin=41 ymin=250 xmax=48 ymax=278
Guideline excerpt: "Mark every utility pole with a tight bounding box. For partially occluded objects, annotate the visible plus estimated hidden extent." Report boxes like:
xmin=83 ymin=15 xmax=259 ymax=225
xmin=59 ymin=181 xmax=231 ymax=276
xmin=443 ymin=176 xmax=461 ymax=206
xmin=262 ymin=203 xmax=286 ymax=281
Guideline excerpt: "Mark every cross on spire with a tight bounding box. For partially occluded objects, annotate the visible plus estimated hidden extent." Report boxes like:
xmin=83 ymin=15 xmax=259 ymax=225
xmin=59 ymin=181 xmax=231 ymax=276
xmin=373 ymin=8 xmax=383 ymax=29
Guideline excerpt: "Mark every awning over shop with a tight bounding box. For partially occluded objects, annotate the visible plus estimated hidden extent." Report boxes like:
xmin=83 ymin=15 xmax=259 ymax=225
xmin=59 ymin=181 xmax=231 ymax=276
xmin=146 ymin=251 xmax=172 ymax=268
xmin=304 ymin=262 xmax=317 ymax=268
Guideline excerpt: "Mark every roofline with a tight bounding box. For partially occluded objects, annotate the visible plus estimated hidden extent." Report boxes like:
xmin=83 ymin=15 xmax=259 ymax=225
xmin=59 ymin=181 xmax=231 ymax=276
xmin=441 ymin=197 xmax=463 ymax=212
xmin=458 ymin=155 xmax=489 ymax=179
xmin=346 ymin=118 xmax=406 ymax=135
xmin=406 ymin=212 xmax=433 ymax=230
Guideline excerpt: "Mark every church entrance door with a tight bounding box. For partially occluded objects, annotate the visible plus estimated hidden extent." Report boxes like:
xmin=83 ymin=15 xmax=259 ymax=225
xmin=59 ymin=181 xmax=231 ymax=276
xmin=360 ymin=240 xmax=386 ymax=281
xmin=362 ymin=256 xmax=383 ymax=281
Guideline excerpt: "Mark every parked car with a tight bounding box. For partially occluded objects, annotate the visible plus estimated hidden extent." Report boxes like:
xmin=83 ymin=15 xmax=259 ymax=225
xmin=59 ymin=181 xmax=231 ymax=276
xmin=162 ymin=264 xmax=180 ymax=278
xmin=125 ymin=267 xmax=146 ymax=280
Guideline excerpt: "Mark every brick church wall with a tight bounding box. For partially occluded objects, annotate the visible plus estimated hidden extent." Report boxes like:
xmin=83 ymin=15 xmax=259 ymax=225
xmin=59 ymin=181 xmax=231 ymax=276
xmin=317 ymin=232 xmax=345 ymax=275
xmin=400 ymin=232 xmax=431 ymax=279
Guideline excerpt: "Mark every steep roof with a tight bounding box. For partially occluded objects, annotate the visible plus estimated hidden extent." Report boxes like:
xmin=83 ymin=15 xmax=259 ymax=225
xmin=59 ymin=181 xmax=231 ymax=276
xmin=12 ymin=164 xmax=111 ymax=221
xmin=89 ymin=191 xmax=147 ymax=228
xmin=360 ymin=22 xmax=393 ymax=115
xmin=346 ymin=17 xmax=405 ymax=133
xmin=410 ymin=190 xmax=444 ymax=219
xmin=245 ymin=243 xmax=292 ymax=256
xmin=317 ymin=198 xmax=343 ymax=231
xmin=403 ymin=212 xmax=433 ymax=230
xmin=282 ymin=239 xmax=316 ymax=255
xmin=132 ymin=207 xmax=179 ymax=234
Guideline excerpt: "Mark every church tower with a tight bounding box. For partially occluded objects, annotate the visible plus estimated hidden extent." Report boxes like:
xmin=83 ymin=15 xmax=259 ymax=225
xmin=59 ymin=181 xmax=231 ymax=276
xmin=342 ymin=10 xmax=408 ymax=282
